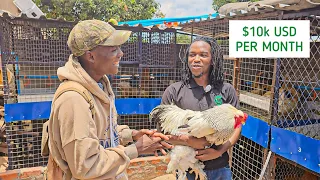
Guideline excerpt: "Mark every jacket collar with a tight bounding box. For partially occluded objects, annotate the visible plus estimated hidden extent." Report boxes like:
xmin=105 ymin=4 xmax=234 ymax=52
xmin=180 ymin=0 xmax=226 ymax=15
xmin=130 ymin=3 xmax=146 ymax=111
xmin=186 ymin=78 xmax=201 ymax=89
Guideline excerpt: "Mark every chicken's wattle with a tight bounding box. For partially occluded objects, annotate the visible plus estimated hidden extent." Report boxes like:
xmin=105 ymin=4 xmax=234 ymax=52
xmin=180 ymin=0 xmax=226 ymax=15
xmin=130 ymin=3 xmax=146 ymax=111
xmin=234 ymin=113 xmax=248 ymax=129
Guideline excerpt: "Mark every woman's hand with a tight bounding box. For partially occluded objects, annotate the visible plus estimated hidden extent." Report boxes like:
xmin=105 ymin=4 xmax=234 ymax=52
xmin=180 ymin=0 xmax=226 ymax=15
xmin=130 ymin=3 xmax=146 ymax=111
xmin=195 ymin=148 xmax=223 ymax=161
xmin=167 ymin=135 xmax=210 ymax=149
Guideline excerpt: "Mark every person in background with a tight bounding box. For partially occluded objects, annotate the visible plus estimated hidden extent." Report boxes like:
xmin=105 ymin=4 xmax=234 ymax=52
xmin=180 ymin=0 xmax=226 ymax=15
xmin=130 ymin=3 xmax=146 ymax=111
xmin=163 ymin=36 xmax=241 ymax=180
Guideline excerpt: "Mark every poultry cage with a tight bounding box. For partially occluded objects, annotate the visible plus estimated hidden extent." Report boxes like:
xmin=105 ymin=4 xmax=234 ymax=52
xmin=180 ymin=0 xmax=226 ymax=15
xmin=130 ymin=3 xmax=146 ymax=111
xmin=0 ymin=14 xmax=180 ymax=169
xmin=180 ymin=6 xmax=320 ymax=180
xmin=0 ymin=6 xmax=319 ymax=180
xmin=112 ymin=28 xmax=181 ymax=130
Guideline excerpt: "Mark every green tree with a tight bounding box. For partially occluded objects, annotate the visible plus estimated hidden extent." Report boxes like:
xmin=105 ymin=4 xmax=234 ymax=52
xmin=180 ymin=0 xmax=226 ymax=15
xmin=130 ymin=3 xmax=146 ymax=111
xmin=154 ymin=9 xmax=165 ymax=18
xmin=212 ymin=0 xmax=259 ymax=11
xmin=34 ymin=0 xmax=161 ymax=22
xmin=176 ymin=34 xmax=192 ymax=44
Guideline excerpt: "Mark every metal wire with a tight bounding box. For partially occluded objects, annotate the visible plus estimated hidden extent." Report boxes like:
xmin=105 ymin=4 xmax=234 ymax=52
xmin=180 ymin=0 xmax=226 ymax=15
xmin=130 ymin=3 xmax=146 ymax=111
xmin=118 ymin=115 xmax=154 ymax=130
xmin=0 ymin=9 xmax=319 ymax=179
xmin=112 ymin=67 xmax=180 ymax=99
xmin=272 ymin=14 xmax=320 ymax=140
xmin=181 ymin=8 xmax=320 ymax=179
xmin=0 ymin=14 xmax=178 ymax=169
xmin=231 ymin=136 xmax=265 ymax=180
xmin=239 ymin=58 xmax=275 ymax=123
xmin=5 ymin=120 xmax=48 ymax=169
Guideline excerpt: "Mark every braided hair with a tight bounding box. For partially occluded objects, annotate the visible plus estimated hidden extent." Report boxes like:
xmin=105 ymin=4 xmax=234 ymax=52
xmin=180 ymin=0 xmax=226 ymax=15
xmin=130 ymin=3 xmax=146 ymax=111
xmin=182 ymin=36 xmax=224 ymax=87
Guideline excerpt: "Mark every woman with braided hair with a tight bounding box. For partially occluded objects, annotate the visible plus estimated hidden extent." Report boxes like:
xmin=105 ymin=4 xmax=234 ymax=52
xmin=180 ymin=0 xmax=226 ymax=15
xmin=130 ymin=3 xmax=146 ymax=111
xmin=163 ymin=36 xmax=241 ymax=180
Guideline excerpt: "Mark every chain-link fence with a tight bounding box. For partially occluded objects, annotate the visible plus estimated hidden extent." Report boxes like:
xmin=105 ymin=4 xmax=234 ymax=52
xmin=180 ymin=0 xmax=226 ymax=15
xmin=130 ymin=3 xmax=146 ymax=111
xmin=0 ymin=13 xmax=179 ymax=170
xmin=239 ymin=58 xmax=275 ymax=123
xmin=272 ymin=13 xmax=320 ymax=140
xmin=231 ymin=136 xmax=265 ymax=180
xmin=5 ymin=120 xmax=47 ymax=169
xmin=114 ymin=66 xmax=181 ymax=130
xmin=0 ymin=14 xmax=75 ymax=169
xmin=0 ymin=7 xmax=319 ymax=179
xmin=181 ymin=7 xmax=320 ymax=179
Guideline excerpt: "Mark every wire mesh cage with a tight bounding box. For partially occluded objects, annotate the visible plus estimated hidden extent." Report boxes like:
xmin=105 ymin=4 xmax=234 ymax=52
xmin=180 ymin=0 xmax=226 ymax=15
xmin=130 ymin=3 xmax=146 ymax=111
xmin=271 ymin=13 xmax=320 ymax=140
xmin=118 ymin=115 xmax=153 ymax=130
xmin=0 ymin=15 xmax=75 ymax=170
xmin=111 ymin=67 xmax=181 ymax=99
xmin=223 ymin=59 xmax=234 ymax=85
xmin=0 ymin=13 xmax=179 ymax=170
xmin=140 ymin=28 xmax=177 ymax=68
xmin=231 ymin=136 xmax=265 ymax=180
xmin=239 ymin=58 xmax=275 ymax=123
xmin=0 ymin=7 xmax=319 ymax=179
xmin=181 ymin=7 xmax=320 ymax=179
xmin=5 ymin=120 xmax=48 ymax=169
xmin=114 ymin=66 xmax=182 ymax=131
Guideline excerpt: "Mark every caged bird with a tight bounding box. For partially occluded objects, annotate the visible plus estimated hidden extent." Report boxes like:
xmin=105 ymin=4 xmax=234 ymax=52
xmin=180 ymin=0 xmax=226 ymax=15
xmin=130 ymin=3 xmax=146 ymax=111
xmin=149 ymin=103 xmax=248 ymax=180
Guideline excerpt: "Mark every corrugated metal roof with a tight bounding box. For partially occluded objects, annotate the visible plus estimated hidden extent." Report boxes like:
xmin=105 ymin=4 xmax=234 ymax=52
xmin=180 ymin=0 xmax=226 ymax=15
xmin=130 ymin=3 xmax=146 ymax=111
xmin=178 ymin=6 xmax=320 ymax=41
xmin=218 ymin=0 xmax=320 ymax=16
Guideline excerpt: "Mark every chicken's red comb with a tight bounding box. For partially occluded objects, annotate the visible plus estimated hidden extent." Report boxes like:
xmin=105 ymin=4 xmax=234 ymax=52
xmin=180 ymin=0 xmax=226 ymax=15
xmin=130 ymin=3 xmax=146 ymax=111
xmin=244 ymin=113 xmax=248 ymax=120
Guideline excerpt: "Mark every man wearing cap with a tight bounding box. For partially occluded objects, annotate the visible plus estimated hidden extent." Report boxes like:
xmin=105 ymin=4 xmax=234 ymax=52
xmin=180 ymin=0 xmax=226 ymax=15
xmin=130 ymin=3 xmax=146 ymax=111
xmin=45 ymin=20 xmax=172 ymax=180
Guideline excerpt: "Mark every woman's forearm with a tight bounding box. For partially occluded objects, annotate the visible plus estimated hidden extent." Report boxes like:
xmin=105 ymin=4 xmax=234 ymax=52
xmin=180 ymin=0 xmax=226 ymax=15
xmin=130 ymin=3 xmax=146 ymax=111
xmin=217 ymin=126 xmax=242 ymax=153
xmin=167 ymin=135 xmax=210 ymax=149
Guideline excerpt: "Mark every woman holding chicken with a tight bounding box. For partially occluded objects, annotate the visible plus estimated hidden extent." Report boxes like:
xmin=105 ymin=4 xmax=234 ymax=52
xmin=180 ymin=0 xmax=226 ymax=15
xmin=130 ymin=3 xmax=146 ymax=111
xmin=161 ymin=36 xmax=242 ymax=180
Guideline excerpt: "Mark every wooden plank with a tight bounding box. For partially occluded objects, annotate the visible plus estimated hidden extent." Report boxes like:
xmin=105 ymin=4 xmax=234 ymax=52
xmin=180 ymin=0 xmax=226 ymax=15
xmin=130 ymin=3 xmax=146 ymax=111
xmin=268 ymin=154 xmax=276 ymax=180
xmin=17 ymin=94 xmax=54 ymax=103
xmin=239 ymin=91 xmax=271 ymax=112
xmin=269 ymin=58 xmax=278 ymax=123
xmin=233 ymin=58 xmax=241 ymax=96
xmin=223 ymin=55 xmax=237 ymax=61
xmin=228 ymin=147 xmax=233 ymax=168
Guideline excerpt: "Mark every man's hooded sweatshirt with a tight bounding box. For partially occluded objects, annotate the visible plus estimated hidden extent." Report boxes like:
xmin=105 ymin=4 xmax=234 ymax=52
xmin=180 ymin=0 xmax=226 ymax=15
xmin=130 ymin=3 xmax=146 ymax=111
xmin=48 ymin=55 xmax=138 ymax=180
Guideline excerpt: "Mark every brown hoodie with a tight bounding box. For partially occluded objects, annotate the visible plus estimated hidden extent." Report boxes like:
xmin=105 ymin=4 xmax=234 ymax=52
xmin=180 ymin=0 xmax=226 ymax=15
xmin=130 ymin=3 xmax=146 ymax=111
xmin=48 ymin=55 xmax=138 ymax=180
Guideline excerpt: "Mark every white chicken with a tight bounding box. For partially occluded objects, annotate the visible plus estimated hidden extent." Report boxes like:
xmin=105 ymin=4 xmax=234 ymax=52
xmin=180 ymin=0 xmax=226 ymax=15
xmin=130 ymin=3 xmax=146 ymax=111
xmin=149 ymin=103 xmax=248 ymax=180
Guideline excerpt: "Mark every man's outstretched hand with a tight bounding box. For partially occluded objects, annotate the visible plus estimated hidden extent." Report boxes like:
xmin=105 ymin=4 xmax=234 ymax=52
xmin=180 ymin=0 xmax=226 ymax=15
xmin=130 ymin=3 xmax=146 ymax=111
xmin=132 ymin=129 xmax=173 ymax=156
xmin=132 ymin=129 xmax=169 ymax=141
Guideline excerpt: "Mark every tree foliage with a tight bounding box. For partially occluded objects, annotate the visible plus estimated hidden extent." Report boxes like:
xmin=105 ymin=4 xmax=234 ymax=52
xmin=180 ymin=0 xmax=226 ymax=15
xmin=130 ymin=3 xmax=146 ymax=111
xmin=176 ymin=34 xmax=192 ymax=44
xmin=34 ymin=0 xmax=162 ymax=22
xmin=212 ymin=0 xmax=259 ymax=11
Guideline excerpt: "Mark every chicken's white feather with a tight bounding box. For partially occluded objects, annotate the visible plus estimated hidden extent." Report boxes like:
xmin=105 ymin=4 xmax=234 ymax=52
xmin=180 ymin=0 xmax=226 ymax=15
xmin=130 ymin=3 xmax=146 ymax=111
xmin=150 ymin=104 xmax=197 ymax=135
xmin=167 ymin=145 xmax=206 ymax=180
xmin=187 ymin=115 xmax=214 ymax=138
xmin=149 ymin=103 xmax=247 ymax=180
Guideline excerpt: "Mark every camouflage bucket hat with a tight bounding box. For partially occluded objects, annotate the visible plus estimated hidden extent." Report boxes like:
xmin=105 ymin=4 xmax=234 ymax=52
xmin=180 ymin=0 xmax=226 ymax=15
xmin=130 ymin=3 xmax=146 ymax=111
xmin=67 ymin=19 xmax=132 ymax=57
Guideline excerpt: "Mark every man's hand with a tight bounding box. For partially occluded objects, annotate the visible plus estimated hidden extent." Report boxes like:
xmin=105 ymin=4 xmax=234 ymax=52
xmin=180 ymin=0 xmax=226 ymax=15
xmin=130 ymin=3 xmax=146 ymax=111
xmin=132 ymin=129 xmax=156 ymax=141
xmin=135 ymin=134 xmax=173 ymax=156
xmin=132 ymin=129 xmax=171 ymax=141
xmin=195 ymin=148 xmax=223 ymax=161
xmin=167 ymin=135 xmax=210 ymax=149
